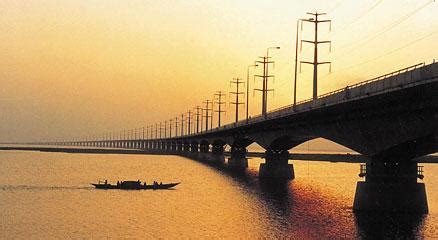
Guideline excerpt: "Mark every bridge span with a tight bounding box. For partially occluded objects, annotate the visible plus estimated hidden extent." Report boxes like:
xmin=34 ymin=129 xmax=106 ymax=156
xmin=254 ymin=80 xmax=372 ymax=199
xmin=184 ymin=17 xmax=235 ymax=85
xmin=36 ymin=62 xmax=438 ymax=213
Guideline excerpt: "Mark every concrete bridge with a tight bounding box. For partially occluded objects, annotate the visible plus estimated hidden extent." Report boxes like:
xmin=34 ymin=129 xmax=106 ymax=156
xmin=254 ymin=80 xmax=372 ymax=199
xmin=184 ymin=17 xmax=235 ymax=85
xmin=40 ymin=62 xmax=438 ymax=213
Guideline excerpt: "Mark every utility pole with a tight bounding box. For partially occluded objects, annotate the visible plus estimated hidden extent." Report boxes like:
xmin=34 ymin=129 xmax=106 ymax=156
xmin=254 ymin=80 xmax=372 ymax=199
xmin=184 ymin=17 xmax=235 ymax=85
xmin=214 ymin=91 xmax=226 ymax=127
xmin=187 ymin=111 xmax=192 ymax=135
xmin=155 ymin=124 xmax=158 ymax=139
xmin=230 ymin=78 xmax=245 ymax=123
xmin=195 ymin=106 xmax=202 ymax=133
xmin=169 ymin=119 xmax=173 ymax=138
xmin=203 ymin=100 xmax=212 ymax=131
xmin=246 ymin=64 xmax=258 ymax=122
xmin=161 ymin=122 xmax=164 ymax=139
xmin=180 ymin=113 xmax=185 ymax=136
xmin=300 ymin=12 xmax=331 ymax=100
xmin=210 ymin=99 xmax=214 ymax=130
xmin=255 ymin=47 xmax=278 ymax=115
xmin=142 ymin=127 xmax=145 ymax=140
xmin=175 ymin=117 xmax=179 ymax=137
xmin=164 ymin=121 xmax=167 ymax=138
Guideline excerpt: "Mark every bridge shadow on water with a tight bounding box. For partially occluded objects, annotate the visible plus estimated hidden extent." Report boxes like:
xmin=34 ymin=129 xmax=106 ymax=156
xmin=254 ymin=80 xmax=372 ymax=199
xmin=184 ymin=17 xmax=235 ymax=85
xmin=184 ymin=156 xmax=427 ymax=238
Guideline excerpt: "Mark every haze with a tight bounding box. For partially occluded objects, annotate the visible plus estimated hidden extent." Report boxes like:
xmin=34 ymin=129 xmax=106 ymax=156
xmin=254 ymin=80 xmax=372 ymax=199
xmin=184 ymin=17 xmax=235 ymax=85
xmin=0 ymin=0 xmax=437 ymax=143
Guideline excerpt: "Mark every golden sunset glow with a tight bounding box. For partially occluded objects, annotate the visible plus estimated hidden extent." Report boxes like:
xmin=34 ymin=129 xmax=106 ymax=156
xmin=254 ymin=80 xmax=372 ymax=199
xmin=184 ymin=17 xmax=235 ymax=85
xmin=0 ymin=0 xmax=437 ymax=142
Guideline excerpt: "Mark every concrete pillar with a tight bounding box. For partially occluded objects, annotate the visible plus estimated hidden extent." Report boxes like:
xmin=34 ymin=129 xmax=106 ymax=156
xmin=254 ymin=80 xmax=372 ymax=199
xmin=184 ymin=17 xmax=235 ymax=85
xmin=191 ymin=143 xmax=199 ymax=153
xmin=353 ymin=158 xmax=427 ymax=213
xmin=259 ymin=149 xmax=294 ymax=179
xmin=177 ymin=142 xmax=183 ymax=152
xmin=228 ymin=146 xmax=247 ymax=169
xmin=211 ymin=144 xmax=225 ymax=164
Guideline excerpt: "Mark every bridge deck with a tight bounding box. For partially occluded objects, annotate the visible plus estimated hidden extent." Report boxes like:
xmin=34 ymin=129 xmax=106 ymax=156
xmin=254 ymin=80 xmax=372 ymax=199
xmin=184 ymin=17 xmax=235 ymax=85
xmin=1 ymin=146 xmax=437 ymax=163
xmin=177 ymin=62 xmax=438 ymax=139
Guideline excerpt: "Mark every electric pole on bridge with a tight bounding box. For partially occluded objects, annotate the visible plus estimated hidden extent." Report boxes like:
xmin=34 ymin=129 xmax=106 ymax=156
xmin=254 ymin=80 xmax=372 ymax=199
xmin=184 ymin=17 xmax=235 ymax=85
xmin=164 ymin=121 xmax=167 ymax=138
xmin=210 ymin=99 xmax=214 ymax=130
xmin=203 ymin=100 xmax=212 ymax=131
xmin=180 ymin=113 xmax=185 ymax=136
xmin=155 ymin=124 xmax=158 ymax=139
xmin=175 ymin=117 xmax=179 ymax=137
xmin=214 ymin=91 xmax=226 ymax=127
xmin=230 ymin=78 xmax=245 ymax=123
xmin=169 ymin=119 xmax=173 ymax=138
xmin=195 ymin=106 xmax=202 ymax=133
xmin=255 ymin=47 xmax=279 ymax=116
xmin=300 ymin=12 xmax=331 ymax=100
xmin=187 ymin=111 xmax=192 ymax=135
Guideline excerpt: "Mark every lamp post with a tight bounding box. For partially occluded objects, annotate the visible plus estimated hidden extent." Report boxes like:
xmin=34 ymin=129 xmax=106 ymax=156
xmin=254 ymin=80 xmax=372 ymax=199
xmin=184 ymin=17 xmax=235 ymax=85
xmin=294 ymin=18 xmax=313 ymax=107
xmin=246 ymin=64 xmax=258 ymax=122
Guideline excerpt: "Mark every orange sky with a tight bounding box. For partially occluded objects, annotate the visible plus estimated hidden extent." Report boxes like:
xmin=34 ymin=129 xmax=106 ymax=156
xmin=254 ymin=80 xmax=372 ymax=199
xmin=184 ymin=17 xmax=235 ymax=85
xmin=0 ymin=0 xmax=437 ymax=143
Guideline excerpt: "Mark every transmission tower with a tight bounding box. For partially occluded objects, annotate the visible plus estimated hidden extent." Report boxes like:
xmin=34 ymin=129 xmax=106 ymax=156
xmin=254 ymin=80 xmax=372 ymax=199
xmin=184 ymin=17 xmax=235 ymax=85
xmin=214 ymin=91 xmax=226 ymax=127
xmin=187 ymin=111 xmax=192 ymax=135
xmin=203 ymin=100 xmax=212 ymax=131
xmin=255 ymin=56 xmax=275 ymax=115
xmin=180 ymin=113 xmax=185 ymax=136
xmin=169 ymin=119 xmax=173 ymax=138
xmin=195 ymin=106 xmax=202 ymax=133
xmin=175 ymin=117 xmax=179 ymax=137
xmin=300 ymin=12 xmax=332 ymax=100
xmin=230 ymin=78 xmax=245 ymax=123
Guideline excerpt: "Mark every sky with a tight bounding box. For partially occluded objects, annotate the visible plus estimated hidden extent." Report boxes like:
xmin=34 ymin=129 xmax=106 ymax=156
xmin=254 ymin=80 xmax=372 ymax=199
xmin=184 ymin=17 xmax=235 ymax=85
xmin=0 ymin=0 xmax=437 ymax=144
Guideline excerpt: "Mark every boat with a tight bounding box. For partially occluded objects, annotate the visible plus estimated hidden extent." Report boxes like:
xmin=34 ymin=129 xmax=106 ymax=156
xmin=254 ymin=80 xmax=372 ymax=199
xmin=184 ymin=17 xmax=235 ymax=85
xmin=91 ymin=180 xmax=180 ymax=190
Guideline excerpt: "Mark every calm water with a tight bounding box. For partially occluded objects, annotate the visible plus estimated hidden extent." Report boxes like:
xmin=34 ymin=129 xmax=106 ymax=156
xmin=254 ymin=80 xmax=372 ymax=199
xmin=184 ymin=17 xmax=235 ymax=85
xmin=1 ymin=151 xmax=438 ymax=239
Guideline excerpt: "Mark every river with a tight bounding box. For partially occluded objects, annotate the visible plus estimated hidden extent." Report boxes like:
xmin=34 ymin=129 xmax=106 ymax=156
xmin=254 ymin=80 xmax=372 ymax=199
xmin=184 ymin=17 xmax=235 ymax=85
xmin=1 ymin=150 xmax=438 ymax=239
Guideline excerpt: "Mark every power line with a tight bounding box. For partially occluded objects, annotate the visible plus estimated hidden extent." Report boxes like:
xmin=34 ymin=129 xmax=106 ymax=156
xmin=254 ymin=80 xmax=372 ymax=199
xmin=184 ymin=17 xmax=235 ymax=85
xmin=338 ymin=0 xmax=384 ymax=31
xmin=334 ymin=0 xmax=434 ymax=58
xmin=330 ymin=28 xmax=438 ymax=75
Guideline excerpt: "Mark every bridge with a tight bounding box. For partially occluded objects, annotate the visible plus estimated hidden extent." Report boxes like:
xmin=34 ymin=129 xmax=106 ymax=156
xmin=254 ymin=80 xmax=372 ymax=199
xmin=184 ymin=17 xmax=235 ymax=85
xmin=29 ymin=62 xmax=438 ymax=213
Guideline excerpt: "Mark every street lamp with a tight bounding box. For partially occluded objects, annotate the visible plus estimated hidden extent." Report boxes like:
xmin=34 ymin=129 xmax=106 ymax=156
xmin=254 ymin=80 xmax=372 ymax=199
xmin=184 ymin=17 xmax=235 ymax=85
xmin=294 ymin=18 xmax=313 ymax=107
xmin=267 ymin=46 xmax=280 ymax=59
xmin=246 ymin=63 xmax=258 ymax=122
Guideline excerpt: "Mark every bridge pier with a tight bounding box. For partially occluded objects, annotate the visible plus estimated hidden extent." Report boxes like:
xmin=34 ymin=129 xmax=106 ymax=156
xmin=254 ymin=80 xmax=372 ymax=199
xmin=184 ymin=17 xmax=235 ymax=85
xmin=227 ymin=146 xmax=248 ymax=170
xmin=259 ymin=149 xmax=294 ymax=179
xmin=211 ymin=144 xmax=225 ymax=164
xmin=197 ymin=142 xmax=210 ymax=161
xmin=353 ymin=158 xmax=428 ymax=213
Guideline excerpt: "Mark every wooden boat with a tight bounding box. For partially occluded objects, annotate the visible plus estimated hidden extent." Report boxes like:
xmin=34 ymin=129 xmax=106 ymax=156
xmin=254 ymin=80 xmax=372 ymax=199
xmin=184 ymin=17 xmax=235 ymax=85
xmin=91 ymin=180 xmax=179 ymax=190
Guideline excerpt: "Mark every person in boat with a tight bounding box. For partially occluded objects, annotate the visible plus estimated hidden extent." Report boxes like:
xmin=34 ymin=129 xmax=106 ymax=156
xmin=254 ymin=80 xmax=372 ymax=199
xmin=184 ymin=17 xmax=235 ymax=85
xmin=117 ymin=181 xmax=120 ymax=187
xmin=105 ymin=180 xmax=107 ymax=185
xmin=160 ymin=182 xmax=162 ymax=185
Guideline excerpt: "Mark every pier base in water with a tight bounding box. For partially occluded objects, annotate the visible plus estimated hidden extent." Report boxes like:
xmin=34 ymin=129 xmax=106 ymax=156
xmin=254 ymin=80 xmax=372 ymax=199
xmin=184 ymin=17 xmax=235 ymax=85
xmin=259 ymin=149 xmax=294 ymax=180
xmin=259 ymin=163 xmax=294 ymax=179
xmin=353 ymin=181 xmax=428 ymax=213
